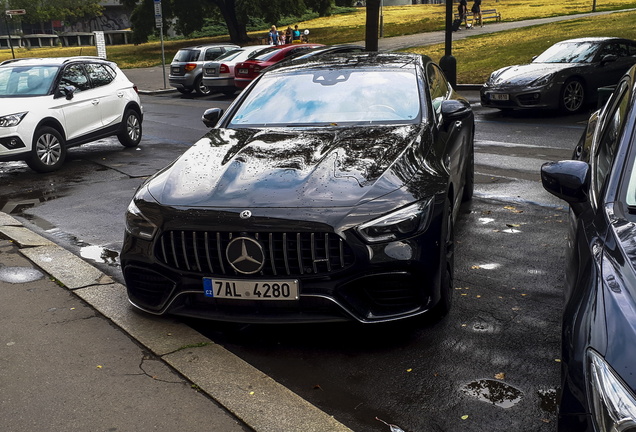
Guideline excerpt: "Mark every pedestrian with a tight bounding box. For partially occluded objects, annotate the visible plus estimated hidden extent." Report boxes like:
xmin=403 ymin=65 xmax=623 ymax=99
xmin=471 ymin=0 xmax=483 ymax=27
xmin=285 ymin=26 xmax=292 ymax=44
xmin=278 ymin=30 xmax=285 ymax=45
xmin=268 ymin=25 xmax=279 ymax=45
xmin=458 ymin=0 xmax=469 ymax=29
xmin=292 ymin=25 xmax=302 ymax=43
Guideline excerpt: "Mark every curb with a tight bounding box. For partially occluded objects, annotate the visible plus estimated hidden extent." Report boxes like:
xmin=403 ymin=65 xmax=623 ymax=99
xmin=0 ymin=211 xmax=354 ymax=432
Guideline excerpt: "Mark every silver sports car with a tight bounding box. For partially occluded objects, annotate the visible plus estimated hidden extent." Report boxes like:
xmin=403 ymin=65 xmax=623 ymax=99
xmin=481 ymin=37 xmax=636 ymax=113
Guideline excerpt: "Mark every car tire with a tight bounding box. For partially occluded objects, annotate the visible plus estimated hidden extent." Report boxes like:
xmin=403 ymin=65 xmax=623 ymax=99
xmin=194 ymin=76 xmax=211 ymax=96
xmin=431 ymin=196 xmax=454 ymax=318
xmin=561 ymin=78 xmax=585 ymax=113
xmin=462 ymin=141 xmax=474 ymax=202
xmin=26 ymin=127 xmax=66 ymax=173
xmin=117 ymin=109 xmax=142 ymax=148
xmin=177 ymin=88 xmax=192 ymax=94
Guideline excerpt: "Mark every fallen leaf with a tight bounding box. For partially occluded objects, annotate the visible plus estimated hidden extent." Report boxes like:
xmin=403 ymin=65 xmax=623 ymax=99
xmin=471 ymin=265 xmax=481 ymax=270
xmin=494 ymin=372 xmax=505 ymax=380
xmin=555 ymin=359 xmax=562 ymax=363
xmin=375 ymin=417 xmax=406 ymax=432
xmin=249 ymin=391 xmax=255 ymax=395
xmin=313 ymin=384 xmax=323 ymax=390
xmin=461 ymin=415 xmax=469 ymax=420
xmin=406 ymin=368 xmax=413 ymax=373
xmin=96 ymin=365 xmax=103 ymax=369
xmin=506 ymin=223 xmax=520 ymax=228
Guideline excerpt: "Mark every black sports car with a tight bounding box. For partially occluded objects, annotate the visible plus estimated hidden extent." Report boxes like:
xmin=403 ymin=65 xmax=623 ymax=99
xmin=121 ymin=52 xmax=475 ymax=324
xmin=481 ymin=37 xmax=636 ymax=113
xmin=541 ymin=64 xmax=636 ymax=430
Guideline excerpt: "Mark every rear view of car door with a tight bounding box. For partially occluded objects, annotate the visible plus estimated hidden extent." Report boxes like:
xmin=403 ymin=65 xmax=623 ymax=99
xmin=84 ymin=63 xmax=126 ymax=129
xmin=54 ymin=64 xmax=102 ymax=141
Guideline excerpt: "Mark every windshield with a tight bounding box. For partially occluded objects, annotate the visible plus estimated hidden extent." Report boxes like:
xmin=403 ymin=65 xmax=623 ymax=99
xmin=533 ymin=41 xmax=600 ymax=63
xmin=0 ymin=65 xmax=58 ymax=97
xmin=214 ymin=49 xmax=243 ymax=62
xmin=228 ymin=68 xmax=422 ymax=127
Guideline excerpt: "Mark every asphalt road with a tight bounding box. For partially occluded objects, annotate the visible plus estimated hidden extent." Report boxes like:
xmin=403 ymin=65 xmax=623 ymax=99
xmin=0 ymin=90 xmax=585 ymax=431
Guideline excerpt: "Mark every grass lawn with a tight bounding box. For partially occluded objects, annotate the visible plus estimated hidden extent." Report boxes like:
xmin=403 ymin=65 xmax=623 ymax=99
xmin=1 ymin=0 xmax=636 ymax=83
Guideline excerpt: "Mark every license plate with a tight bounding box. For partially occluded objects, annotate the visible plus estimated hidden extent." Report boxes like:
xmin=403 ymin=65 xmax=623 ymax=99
xmin=171 ymin=67 xmax=180 ymax=73
xmin=205 ymin=68 xmax=216 ymax=75
xmin=203 ymin=278 xmax=299 ymax=300
xmin=238 ymin=68 xmax=248 ymax=75
xmin=490 ymin=93 xmax=509 ymax=101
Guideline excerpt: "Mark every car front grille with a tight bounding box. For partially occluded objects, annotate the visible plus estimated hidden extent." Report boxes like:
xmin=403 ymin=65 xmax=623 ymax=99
xmin=156 ymin=231 xmax=355 ymax=277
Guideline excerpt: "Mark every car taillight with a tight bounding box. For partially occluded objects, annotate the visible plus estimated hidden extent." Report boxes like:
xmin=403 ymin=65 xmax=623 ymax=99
xmin=253 ymin=66 xmax=262 ymax=73
xmin=219 ymin=64 xmax=229 ymax=73
xmin=184 ymin=63 xmax=197 ymax=72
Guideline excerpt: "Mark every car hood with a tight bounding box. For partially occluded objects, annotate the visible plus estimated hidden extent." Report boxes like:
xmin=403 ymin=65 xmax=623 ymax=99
xmin=146 ymin=125 xmax=436 ymax=209
xmin=0 ymin=95 xmax=50 ymax=111
xmin=487 ymin=63 xmax=576 ymax=87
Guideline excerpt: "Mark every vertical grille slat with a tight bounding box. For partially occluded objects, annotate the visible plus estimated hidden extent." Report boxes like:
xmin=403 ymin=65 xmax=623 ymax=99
xmin=156 ymin=230 xmax=354 ymax=277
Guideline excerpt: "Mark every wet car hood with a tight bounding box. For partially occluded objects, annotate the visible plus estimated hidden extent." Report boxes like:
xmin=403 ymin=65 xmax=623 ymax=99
xmin=488 ymin=62 xmax=578 ymax=87
xmin=146 ymin=125 xmax=432 ymax=209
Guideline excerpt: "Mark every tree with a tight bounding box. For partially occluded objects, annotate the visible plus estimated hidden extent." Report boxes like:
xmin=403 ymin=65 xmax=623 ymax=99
xmin=9 ymin=0 xmax=103 ymax=32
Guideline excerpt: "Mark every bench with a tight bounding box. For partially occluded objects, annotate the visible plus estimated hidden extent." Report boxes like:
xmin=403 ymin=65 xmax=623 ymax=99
xmin=454 ymin=8 xmax=502 ymax=25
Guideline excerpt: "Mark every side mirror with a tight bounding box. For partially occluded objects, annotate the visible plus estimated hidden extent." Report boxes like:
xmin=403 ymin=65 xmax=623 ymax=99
xmin=55 ymin=85 xmax=76 ymax=100
xmin=600 ymin=54 xmax=618 ymax=66
xmin=441 ymin=99 xmax=472 ymax=124
xmin=202 ymin=108 xmax=223 ymax=128
xmin=541 ymin=160 xmax=590 ymax=210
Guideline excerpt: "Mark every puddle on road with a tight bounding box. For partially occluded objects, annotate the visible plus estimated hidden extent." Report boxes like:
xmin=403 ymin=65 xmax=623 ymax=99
xmin=0 ymin=267 xmax=44 ymax=283
xmin=537 ymin=388 xmax=558 ymax=413
xmin=80 ymin=245 xmax=120 ymax=267
xmin=461 ymin=379 xmax=523 ymax=408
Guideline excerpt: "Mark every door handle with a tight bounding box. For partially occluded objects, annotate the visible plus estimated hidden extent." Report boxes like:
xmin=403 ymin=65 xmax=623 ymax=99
xmin=91 ymin=99 xmax=100 ymax=105
xmin=117 ymin=92 xmax=124 ymax=98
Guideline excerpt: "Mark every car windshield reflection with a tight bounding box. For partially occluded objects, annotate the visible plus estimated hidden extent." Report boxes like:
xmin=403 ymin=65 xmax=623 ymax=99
xmin=229 ymin=69 xmax=422 ymax=127
xmin=0 ymin=65 xmax=58 ymax=97
xmin=533 ymin=41 xmax=599 ymax=63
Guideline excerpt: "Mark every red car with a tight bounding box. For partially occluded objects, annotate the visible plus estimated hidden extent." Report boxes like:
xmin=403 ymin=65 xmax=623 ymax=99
xmin=234 ymin=43 xmax=324 ymax=89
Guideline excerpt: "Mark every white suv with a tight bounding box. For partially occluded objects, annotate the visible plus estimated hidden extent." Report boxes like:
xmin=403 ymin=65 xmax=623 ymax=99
xmin=0 ymin=57 xmax=143 ymax=172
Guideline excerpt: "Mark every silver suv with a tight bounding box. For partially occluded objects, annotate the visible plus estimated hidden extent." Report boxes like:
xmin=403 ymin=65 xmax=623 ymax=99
xmin=169 ymin=43 xmax=239 ymax=95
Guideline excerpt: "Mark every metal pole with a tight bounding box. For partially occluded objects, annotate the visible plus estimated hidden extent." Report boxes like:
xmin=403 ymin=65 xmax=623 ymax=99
xmin=3 ymin=11 xmax=15 ymax=59
xmin=160 ymin=26 xmax=166 ymax=88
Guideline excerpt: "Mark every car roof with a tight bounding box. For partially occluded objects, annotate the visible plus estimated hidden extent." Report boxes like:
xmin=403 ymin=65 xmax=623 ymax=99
xmin=265 ymin=51 xmax=428 ymax=74
xmin=178 ymin=43 xmax=239 ymax=50
xmin=0 ymin=56 xmax=115 ymax=67
xmin=557 ymin=37 xmax=630 ymax=44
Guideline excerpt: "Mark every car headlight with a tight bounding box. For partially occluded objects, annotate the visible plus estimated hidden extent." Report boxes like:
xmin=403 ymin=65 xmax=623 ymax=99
xmin=531 ymin=74 xmax=553 ymax=87
xmin=125 ymin=199 xmax=158 ymax=240
xmin=588 ymin=349 xmax=636 ymax=432
xmin=356 ymin=198 xmax=433 ymax=244
xmin=0 ymin=112 xmax=27 ymax=127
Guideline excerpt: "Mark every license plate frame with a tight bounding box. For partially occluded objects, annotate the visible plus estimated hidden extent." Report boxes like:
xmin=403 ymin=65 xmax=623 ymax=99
xmin=490 ymin=93 xmax=510 ymax=101
xmin=237 ymin=68 xmax=248 ymax=75
xmin=203 ymin=277 xmax=299 ymax=301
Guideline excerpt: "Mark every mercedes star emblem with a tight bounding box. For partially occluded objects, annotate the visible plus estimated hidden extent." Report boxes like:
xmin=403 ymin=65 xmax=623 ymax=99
xmin=240 ymin=210 xmax=252 ymax=219
xmin=226 ymin=237 xmax=265 ymax=274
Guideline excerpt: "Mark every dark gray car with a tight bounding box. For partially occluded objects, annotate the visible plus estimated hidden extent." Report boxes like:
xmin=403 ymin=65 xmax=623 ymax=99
xmin=481 ymin=37 xmax=636 ymax=113
xmin=169 ymin=43 xmax=239 ymax=95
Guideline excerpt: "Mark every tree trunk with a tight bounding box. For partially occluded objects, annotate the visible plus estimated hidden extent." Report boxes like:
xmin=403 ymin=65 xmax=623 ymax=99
xmin=212 ymin=0 xmax=250 ymax=44
xmin=365 ymin=0 xmax=381 ymax=51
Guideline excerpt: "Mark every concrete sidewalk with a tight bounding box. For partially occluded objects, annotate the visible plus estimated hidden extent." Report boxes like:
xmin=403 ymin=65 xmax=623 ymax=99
xmin=0 ymin=212 xmax=353 ymax=432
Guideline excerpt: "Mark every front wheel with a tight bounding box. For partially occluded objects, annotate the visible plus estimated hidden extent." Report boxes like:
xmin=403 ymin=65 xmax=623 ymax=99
xmin=561 ymin=79 xmax=585 ymax=113
xmin=117 ymin=109 xmax=142 ymax=147
xmin=26 ymin=127 xmax=67 ymax=173
xmin=431 ymin=197 xmax=454 ymax=318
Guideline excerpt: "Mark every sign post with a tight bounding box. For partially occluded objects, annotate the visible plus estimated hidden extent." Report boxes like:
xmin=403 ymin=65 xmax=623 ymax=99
xmin=154 ymin=0 xmax=166 ymax=89
xmin=4 ymin=9 xmax=26 ymax=59
xmin=93 ymin=31 xmax=106 ymax=59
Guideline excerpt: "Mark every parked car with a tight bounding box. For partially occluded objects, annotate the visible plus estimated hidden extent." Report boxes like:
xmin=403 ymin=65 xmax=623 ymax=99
xmin=282 ymin=44 xmax=366 ymax=62
xmin=201 ymin=45 xmax=270 ymax=96
xmin=0 ymin=57 xmax=143 ymax=173
xmin=481 ymin=37 xmax=636 ymax=113
xmin=541 ymin=64 xmax=636 ymax=430
xmin=121 ymin=52 xmax=475 ymax=324
xmin=169 ymin=43 xmax=239 ymax=95
xmin=234 ymin=43 xmax=324 ymax=89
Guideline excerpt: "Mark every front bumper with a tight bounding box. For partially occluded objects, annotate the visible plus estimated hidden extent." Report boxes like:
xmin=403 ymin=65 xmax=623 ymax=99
xmin=480 ymin=84 xmax=559 ymax=110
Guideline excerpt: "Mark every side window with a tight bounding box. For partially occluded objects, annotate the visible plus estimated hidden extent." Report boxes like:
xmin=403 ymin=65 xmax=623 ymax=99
xmin=593 ymin=81 xmax=630 ymax=200
xmin=204 ymin=48 xmax=223 ymax=61
xmin=427 ymin=63 xmax=450 ymax=117
xmin=60 ymin=64 xmax=90 ymax=92
xmin=85 ymin=64 xmax=114 ymax=88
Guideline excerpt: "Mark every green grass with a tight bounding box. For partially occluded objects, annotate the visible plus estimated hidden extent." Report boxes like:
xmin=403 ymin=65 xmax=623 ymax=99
xmin=1 ymin=1 xmax=636 ymax=83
